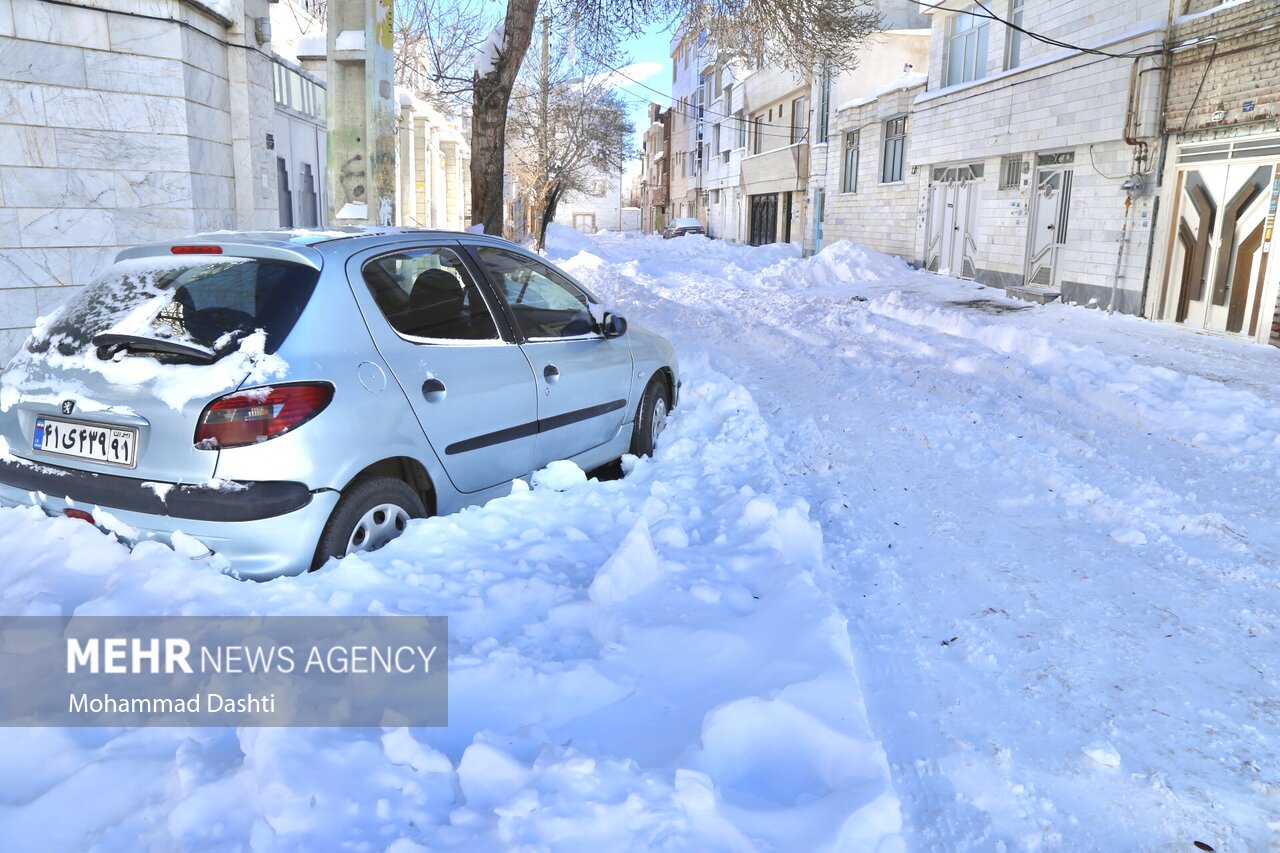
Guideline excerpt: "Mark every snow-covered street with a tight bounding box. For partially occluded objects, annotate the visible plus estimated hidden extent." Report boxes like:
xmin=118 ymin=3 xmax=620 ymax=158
xmin=3 ymin=227 xmax=1279 ymax=850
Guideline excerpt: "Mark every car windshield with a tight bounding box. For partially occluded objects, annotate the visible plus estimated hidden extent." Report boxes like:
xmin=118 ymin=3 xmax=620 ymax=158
xmin=28 ymin=257 xmax=320 ymax=362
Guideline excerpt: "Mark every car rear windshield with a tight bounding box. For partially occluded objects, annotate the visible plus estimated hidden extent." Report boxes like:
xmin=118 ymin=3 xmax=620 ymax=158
xmin=28 ymin=257 xmax=320 ymax=361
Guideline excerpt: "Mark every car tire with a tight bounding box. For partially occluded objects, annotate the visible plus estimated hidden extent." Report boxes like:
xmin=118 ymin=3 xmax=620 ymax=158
xmin=629 ymin=378 xmax=670 ymax=458
xmin=312 ymin=476 xmax=427 ymax=569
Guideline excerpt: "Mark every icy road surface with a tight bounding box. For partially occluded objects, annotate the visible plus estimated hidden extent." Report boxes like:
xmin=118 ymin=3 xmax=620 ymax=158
xmin=0 ymin=226 xmax=1277 ymax=850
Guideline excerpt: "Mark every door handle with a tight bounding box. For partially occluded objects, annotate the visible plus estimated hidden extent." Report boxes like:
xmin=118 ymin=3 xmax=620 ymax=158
xmin=422 ymin=378 xmax=446 ymax=403
xmin=543 ymin=364 xmax=560 ymax=384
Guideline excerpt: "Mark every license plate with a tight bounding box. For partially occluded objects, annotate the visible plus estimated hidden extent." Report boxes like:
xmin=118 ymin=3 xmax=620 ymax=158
xmin=33 ymin=417 xmax=138 ymax=469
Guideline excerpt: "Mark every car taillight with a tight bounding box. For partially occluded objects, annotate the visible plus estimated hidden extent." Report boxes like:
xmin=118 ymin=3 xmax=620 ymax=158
xmin=194 ymin=383 xmax=334 ymax=449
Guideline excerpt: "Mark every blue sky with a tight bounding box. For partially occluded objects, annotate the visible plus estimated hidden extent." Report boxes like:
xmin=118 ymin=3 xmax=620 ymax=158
xmin=612 ymin=25 xmax=677 ymax=177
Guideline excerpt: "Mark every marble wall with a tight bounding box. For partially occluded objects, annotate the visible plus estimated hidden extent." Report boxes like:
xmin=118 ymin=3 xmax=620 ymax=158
xmin=0 ymin=0 xmax=284 ymax=360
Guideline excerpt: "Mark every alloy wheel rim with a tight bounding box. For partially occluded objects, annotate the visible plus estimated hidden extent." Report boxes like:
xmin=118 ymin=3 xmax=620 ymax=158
xmin=651 ymin=397 xmax=668 ymax=445
xmin=346 ymin=503 xmax=411 ymax=555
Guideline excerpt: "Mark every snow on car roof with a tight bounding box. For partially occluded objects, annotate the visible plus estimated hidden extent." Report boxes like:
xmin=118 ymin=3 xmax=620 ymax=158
xmin=667 ymin=218 xmax=703 ymax=227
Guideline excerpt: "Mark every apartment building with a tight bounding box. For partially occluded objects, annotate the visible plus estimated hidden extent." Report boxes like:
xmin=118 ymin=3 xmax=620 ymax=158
xmin=908 ymin=1 xmax=1176 ymax=313
xmin=639 ymin=103 xmax=672 ymax=233
xmin=668 ymin=28 xmax=707 ymax=226
xmin=1145 ymin=0 xmax=1280 ymax=346
xmin=805 ymin=5 xmax=931 ymax=257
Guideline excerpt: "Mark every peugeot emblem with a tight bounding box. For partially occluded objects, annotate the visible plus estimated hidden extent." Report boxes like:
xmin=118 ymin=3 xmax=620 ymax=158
xmin=61 ymin=400 xmax=75 ymax=416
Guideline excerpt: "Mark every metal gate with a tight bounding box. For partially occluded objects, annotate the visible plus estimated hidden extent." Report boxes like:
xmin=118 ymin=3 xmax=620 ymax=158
xmin=925 ymin=164 xmax=982 ymax=278
xmin=1025 ymin=153 xmax=1074 ymax=290
xmin=749 ymin=194 xmax=778 ymax=246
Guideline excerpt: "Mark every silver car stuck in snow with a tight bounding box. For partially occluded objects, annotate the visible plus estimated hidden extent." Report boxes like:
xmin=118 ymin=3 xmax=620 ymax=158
xmin=0 ymin=229 xmax=679 ymax=578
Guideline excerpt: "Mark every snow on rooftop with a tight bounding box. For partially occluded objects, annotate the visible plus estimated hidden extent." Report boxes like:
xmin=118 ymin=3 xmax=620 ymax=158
xmin=835 ymin=71 xmax=928 ymax=113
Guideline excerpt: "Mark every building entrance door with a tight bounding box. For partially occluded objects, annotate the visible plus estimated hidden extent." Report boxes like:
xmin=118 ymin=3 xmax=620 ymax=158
xmin=1026 ymin=162 xmax=1074 ymax=289
xmin=1164 ymin=161 xmax=1277 ymax=337
xmin=925 ymin=165 xmax=981 ymax=278
xmin=749 ymin=193 xmax=778 ymax=246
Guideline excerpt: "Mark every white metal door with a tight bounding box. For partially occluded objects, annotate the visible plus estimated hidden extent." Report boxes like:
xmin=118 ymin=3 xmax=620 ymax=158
xmin=1026 ymin=167 xmax=1072 ymax=288
xmin=927 ymin=178 xmax=978 ymax=278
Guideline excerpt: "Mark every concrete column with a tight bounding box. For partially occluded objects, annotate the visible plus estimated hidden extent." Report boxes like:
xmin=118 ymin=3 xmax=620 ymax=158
xmin=326 ymin=0 xmax=396 ymax=225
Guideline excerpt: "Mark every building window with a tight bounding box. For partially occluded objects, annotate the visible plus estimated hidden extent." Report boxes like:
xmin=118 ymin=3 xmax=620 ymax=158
xmin=946 ymin=8 xmax=990 ymax=86
xmin=734 ymin=110 xmax=746 ymax=148
xmin=999 ymin=154 xmax=1024 ymax=189
xmin=817 ymin=67 xmax=831 ymax=144
xmin=276 ymin=158 xmax=293 ymax=228
xmin=713 ymin=122 xmax=721 ymax=154
xmin=298 ymin=163 xmax=318 ymax=227
xmin=1005 ymin=0 xmax=1025 ymax=70
xmin=881 ymin=116 xmax=907 ymax=183
xmin=790 ymin=96 xmax=807 ymax=144
xmin=752 ymin=116 xmax=764 ymax=154
xmin=842 ymin=131 xmax=859 ymax=193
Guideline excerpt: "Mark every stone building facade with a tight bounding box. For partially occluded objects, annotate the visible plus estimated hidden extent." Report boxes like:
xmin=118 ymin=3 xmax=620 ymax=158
xmin=805 ymin=26 xmax=931 ymax=258
xmin=908 ymin=1 xmax=1172 ymax=314
xmin=638 ymin=103 xmax=671 ymax=233
xmin=0 ymin=0 xmax=325 ymax=360
xmin=1146 ymin=0 xmax=1280 ymax=346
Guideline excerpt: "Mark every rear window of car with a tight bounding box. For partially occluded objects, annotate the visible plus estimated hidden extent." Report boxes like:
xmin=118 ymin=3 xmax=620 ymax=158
xmin=28 ymin=257 xmax=320 ymax=361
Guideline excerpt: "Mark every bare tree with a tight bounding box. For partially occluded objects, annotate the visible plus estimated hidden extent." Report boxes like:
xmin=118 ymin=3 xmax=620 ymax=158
xmin=470 ymin=0 xmax=884 ymax=235
xmin=394 ymin=0 xmax=495 ymax=114
xmin=505 ymin=19 xmax=635 ymax=248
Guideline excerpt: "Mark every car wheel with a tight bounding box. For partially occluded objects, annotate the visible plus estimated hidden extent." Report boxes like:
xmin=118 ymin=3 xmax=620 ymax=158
xmin=630 ymin=378 xmax=670 ymax=458
xmin=312 ymin=476 xmax=427 ymax=569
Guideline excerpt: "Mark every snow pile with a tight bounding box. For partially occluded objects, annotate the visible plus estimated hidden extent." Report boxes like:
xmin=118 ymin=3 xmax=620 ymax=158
xmin=0 ymin=362 xmax=897 ymax=850
xmin=544 ymin=228 xmax=1280 ymax=849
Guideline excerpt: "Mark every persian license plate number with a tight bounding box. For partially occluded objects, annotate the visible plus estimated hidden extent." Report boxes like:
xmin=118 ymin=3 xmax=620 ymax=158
xmin=33 ymin=417 xmax=138 ymax=468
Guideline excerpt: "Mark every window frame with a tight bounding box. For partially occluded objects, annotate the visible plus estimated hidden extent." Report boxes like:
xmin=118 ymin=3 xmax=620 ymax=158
xmin=471 ymin=246 xmax=605 ymax=343
xmin=361 ymin=246 xmax=504 ymax=345
xmin=817 ymin=67 xmax=831 ymax=144
xmin=1004 ymin=0 xmax=1025 ymax=70
xmin=881 ymin=116 xmax=907 ymax=184
xmin=945 ymin=8 xmax=990 ymax=86
xmin=842 ymin=130 xmax=860 ymax=193
xmin=790 ymin=95 xmax=808 ymax=145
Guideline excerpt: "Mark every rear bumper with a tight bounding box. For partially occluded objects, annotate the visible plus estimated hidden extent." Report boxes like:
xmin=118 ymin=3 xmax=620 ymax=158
xmin=0 ymin=457 xmax=311 ymax=521
xmin=0 ymin=457 xmax=337 ymax=580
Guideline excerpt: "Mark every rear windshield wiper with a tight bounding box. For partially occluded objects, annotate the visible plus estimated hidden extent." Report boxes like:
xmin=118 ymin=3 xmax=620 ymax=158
xmin=91 ymin=333 xmax=217 ymax=363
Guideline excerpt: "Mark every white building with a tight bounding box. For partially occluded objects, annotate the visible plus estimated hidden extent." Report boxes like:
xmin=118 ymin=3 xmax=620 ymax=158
xmin=803 ymin=8 xmax=931 ymax=257
xmin=909 ymin=0 xmax=1169 ymax=312
xmin=553 ymin=167 xmax=624 ymax=233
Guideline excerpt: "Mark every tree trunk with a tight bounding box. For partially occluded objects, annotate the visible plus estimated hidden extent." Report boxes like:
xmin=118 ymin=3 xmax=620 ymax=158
xmin=535 ymin=180 xmax=562 ymax=250
xmin=469 ymin=0 xmax=539 ymax=235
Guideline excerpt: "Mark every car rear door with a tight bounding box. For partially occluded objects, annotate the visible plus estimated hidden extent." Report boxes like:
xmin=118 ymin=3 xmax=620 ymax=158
xmin=469 ymin=246 xmax=634 ymax=469
xmin=345 ymin=243 xmax=539 ymax=494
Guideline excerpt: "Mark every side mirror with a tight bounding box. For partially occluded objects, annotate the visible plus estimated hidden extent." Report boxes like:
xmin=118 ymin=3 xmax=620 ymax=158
xmin=602 ymin=312 xmax=627 ymax=338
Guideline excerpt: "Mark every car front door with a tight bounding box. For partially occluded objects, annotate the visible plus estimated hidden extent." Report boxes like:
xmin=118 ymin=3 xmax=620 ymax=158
xmin=471 ymin=246 xmax=635 ymax=469
xmin=347 ymin=244 xmax=539 ymax=494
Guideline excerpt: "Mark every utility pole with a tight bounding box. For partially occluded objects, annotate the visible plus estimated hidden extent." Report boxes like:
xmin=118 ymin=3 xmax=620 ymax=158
xmin=326 ymin=0 xmax=397 ymax=226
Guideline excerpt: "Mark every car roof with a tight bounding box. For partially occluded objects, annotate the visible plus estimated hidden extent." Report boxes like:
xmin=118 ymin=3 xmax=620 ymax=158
xmin=114 ymin=227 xmax=528 ymax=269
xmin=668 ymin=218 xmax=703 ymax=227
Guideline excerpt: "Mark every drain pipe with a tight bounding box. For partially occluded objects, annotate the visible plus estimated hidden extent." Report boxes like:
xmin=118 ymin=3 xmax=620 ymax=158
xmin=1137 ymin=0 xmax=1182 ymax=315
xmin=1109 ymin=193 xmax=1135 ymax=314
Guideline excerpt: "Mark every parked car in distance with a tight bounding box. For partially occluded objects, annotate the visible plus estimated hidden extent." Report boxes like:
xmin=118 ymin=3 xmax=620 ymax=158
xmin=661 ymin=218 xmax=705 ymax=239
xmin=0 ymin=228 xmax=679 ymax=579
